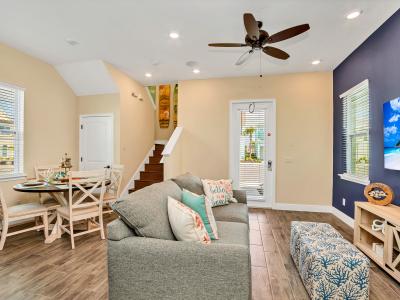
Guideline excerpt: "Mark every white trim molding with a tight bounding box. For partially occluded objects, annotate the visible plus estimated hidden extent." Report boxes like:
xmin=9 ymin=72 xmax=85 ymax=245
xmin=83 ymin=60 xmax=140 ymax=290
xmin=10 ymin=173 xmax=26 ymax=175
xmin=331 ymin=207 xmax=354 ymax=228
xmin=338 ymin=173 xmax=370 ymax=185
xmin=250 ymin=201 xmax=355 ymax=229
xmin=121 ymin=145 xmax=155 ymax=197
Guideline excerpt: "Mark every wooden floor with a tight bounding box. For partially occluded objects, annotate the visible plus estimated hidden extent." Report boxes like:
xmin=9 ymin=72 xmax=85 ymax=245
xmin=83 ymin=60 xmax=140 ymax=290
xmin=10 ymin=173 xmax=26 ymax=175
xmin=0 ymin=210 xmax=399 ymax=299
xmin=249 ymin=209 xmax=400 ymax=300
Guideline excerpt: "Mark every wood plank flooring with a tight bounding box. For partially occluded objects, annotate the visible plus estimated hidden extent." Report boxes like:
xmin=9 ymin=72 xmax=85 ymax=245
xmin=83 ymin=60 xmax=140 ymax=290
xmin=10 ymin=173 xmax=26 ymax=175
xmin=249 ymin=208 xmax=400 ymax=300
xmin=1 ymin=210 xmax=399 ymax=299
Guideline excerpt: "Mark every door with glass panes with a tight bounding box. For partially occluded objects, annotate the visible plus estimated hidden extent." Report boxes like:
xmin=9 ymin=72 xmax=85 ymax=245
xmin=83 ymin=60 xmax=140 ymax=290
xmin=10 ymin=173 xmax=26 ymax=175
xmin=230 ymin=101 xmax=275 ymax=205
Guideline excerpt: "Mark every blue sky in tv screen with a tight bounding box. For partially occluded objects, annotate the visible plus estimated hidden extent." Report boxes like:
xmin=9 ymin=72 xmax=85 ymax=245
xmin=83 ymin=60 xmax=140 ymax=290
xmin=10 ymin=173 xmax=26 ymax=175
xmin=384 ymin=97 xmax=400 ymax=170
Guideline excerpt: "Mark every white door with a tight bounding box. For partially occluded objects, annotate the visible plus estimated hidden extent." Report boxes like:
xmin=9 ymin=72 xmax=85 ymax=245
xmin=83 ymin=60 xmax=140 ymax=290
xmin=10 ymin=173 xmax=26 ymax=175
xmin=230 ymin=101 xmax=275 ymax=206
xmin=79 ymin=114 xmax=113 ymax=170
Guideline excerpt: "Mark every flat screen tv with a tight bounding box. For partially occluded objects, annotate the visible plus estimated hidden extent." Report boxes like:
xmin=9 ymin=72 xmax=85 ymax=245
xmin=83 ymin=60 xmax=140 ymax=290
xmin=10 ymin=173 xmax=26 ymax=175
xmin=384 ymin=97 xmax=400 ymax=170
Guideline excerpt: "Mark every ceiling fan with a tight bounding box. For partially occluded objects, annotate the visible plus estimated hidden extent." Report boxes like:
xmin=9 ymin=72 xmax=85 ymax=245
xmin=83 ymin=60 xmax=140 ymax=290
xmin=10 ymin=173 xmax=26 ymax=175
xmin=208 ymin=13 xmax=310 ymax=66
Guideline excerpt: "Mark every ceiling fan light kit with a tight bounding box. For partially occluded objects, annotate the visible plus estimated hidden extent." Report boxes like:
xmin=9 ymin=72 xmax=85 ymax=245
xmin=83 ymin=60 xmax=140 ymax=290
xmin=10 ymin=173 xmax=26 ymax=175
xmin=209 ymin=13 xmax=310 ymax=71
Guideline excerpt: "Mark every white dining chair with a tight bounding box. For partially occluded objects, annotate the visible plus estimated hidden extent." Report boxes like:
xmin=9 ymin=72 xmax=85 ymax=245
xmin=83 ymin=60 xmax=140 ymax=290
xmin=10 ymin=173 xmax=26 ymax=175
xmin=102 ymin=164 xmax=124 ymax=214
xmin=56 ymin=170 xmax=106 ymax=249
xmin=34 ymin=164 xmax=62 ymax=226
xmin=0 ymin=188 xmax=48 ymax=250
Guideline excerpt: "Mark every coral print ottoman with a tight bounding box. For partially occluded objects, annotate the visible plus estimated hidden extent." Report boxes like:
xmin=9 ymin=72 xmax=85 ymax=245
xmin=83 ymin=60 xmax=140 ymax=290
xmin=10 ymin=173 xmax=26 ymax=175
xmin=290 ymin=221 xmax=370 ymax=300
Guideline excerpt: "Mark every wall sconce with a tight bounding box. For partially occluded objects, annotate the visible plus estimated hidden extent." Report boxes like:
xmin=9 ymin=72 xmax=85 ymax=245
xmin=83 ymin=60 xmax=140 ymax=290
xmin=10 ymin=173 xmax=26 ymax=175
xmin=132 ymin=92 xmax=143 ymax=101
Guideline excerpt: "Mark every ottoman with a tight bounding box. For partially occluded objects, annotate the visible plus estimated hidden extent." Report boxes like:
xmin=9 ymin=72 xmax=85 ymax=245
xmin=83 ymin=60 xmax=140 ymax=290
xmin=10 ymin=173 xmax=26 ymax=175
xmin=290 ymin=221 xmax=370 ymax=300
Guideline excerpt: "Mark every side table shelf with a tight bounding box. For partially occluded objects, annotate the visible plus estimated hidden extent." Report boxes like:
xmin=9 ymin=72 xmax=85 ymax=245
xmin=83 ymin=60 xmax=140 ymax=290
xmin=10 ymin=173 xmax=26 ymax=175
xmin=354 ymin=201 xmax=400 ymax=283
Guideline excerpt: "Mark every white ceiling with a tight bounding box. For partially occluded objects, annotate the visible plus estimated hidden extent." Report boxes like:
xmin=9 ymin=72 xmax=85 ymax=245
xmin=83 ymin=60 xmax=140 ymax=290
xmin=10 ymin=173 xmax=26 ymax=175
xmin=0 ymin=0 xmax=399 ymax=85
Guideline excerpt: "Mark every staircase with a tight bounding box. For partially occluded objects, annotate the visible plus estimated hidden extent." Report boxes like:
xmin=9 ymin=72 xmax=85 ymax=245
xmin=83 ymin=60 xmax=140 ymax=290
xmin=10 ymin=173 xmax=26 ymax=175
xmin=128 ymin=144 xmax=164 ymax=193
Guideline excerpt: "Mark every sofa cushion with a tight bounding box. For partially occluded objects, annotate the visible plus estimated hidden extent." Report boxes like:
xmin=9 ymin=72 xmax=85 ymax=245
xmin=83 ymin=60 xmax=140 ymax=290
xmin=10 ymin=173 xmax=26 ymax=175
xmin=182 ymin=189 xmax=219 ymax=240
xmin=213 ymin=221 xmax=249 ymax=247
xmin=111 ymin=180 xmax=182 ymax=240
xmin=168 ymin=196 xmax=211 ymax=244
xmin=212 ymin=203 xmax=248 ymax=224
xmin=202 ymin=179 xmax=237 ymax=207
xmin=172 ymin=172 xmax=204 ymax=195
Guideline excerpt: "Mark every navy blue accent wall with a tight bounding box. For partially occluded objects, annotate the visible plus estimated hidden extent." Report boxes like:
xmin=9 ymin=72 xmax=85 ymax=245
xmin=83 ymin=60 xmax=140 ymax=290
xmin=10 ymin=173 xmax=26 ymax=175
xmin=333 ymin=10 xmax=400 ymax=218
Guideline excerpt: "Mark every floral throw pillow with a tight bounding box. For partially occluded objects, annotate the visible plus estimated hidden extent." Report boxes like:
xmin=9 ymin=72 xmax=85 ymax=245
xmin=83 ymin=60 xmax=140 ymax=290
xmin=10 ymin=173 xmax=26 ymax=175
xmin=167 ymin=196 xmax=211 ymax=244
xmin=201 ymin=179 xmax=238 ymax=207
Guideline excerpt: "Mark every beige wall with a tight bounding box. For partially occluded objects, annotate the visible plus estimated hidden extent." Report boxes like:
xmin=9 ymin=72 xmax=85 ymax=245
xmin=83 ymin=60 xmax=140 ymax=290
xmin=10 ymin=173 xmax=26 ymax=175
xmin=0 ymin=43 xmax=78 ymax=206
xmin=77 ymin=94 xmax=120 ymax=163
xmin=107 ymin=64 xmax=155 ymax=189
xmin=178 ymin=72 xmax=333 ymax=205
xmin=154 ymin=83 xmax=177 ymax=141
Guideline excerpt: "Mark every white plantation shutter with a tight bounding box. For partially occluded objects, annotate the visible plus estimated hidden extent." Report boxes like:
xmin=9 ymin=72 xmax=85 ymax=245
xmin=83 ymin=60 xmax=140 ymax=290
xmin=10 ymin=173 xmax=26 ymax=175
xmin=340 ymin=79 xmax=369 ymax=182
xmin=239 ymin=109 xmax=266 ymax=200
xmin=0 ymin=83 xmax=24 ymax=178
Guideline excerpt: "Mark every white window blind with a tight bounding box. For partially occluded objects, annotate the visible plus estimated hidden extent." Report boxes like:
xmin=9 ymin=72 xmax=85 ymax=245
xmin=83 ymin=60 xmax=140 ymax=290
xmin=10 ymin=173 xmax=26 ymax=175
xmin=239 ymin=109 xmax=266 ymax=201
xmin=0 ymin=83 xmax=24 ymax=178
xmin=340 ymin=79 xmax=369 ymax=183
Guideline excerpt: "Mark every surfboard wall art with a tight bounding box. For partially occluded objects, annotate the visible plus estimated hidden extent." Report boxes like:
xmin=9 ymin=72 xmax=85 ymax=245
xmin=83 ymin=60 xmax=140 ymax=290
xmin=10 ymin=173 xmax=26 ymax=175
xmin=173 ymin=84 xmax=178 ymax=128
xmin=147 ymin=86 xmax=157 ymax=107
xmin=159 ymin=85 xmax=171 ymax=128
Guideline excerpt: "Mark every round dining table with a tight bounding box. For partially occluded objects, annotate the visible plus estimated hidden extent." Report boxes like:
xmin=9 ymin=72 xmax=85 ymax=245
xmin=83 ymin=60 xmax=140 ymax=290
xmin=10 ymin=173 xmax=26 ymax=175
xmin=13 ymin=181 xmax=110 ymax=244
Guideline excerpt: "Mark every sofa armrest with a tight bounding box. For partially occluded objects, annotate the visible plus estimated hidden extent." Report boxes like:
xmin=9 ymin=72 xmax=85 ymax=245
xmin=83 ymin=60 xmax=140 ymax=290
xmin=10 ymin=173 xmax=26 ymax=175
xmin=108 ymin=237 xmax=251 ymax=300
xmin=107 ymin=218 xmax=135 ymax=241
xmin=233 ymin=189 xmax=247 ymax=204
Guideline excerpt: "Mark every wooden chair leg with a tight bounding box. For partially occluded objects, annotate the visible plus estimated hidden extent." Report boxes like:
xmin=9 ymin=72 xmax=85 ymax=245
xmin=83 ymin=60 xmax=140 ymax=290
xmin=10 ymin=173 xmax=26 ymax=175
xmin=99 ymin=212 xmax=105 ymax=240
xmin=56 ymin=212 xmax=62 ymax=238
xmin=0 ymin=220 xmax=8 ymax=251
xmin=69 ymin=219 xmax=75 ymax=250
xmin=42 ymin=213 xmax=49 ymax=240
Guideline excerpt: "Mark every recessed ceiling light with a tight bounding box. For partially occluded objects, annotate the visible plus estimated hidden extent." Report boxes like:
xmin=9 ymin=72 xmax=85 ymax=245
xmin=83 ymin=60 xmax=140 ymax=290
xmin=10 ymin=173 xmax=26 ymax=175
xmin=65 ymin=38 xmax=79 ymax=46
xmin=169 ymin=32 xmax=179 ymax=39
xmin=145 ymin=73 xmax=152 ymax=78
xmin=193 ymin=69 xmax=200 ymax=74
xmin=346 ymin=10 xmax=362 ymax=20
xmin=311 ymin=60 xmax=321 ymax=65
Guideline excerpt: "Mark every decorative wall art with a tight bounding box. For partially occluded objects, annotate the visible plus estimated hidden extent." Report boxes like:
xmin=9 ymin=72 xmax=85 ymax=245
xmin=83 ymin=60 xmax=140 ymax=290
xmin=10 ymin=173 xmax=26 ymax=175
xmin=159 ymin=85 xmax=170 ymax=128
xmin=173 ymin=84 xmax=178 ymax=128
xmin=384 ymin=97 xmax=400 ymax=170
xmin=147 ymin=86 xmax=157 ymax=107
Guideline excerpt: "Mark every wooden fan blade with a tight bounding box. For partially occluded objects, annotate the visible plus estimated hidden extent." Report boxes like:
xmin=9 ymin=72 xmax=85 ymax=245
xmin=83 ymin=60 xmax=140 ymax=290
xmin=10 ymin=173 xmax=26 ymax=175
xmin=235 ymin=50 xmax=254 ymax=65
xmin=267 ymin=24 xmax=310 ymax=43
xmin=263 ymin=46 xmax=290 ymax=60
xmin=243 ymin=13 xmax=260 ymax=40
xmin=208 ymin=43 xmax=247 ymax=47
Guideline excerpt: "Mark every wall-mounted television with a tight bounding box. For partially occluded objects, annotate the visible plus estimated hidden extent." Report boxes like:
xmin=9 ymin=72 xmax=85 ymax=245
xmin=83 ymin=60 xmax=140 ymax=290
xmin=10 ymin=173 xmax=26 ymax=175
xmin=384 ymin=97 xmax=400 ymax=170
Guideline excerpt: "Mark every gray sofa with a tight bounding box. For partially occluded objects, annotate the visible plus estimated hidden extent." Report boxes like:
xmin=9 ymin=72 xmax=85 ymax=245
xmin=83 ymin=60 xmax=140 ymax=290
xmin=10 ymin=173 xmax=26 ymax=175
xmin=107 ymin=173 xmax=250 ymax=300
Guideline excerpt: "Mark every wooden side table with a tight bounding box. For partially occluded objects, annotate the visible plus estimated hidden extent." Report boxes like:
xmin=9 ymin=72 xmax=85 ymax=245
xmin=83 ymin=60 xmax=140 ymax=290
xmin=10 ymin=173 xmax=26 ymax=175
xmin=354 ymin=201 xmax=400 ymax=283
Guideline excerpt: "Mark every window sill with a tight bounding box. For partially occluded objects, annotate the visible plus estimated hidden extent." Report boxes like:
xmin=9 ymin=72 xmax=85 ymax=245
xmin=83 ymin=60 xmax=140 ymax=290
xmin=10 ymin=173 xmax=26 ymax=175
xmin=0 ymin=173 xmax=27 ymax=182
xmin=338 ymin=173 xmax=370 ymax=186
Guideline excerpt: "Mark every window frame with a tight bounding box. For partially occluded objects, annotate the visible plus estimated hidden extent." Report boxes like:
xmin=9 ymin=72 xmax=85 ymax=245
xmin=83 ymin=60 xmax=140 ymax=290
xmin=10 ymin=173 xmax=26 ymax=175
xmin=338 ymin=79 xmax=370 ymax=185
xmin=0 ymin=82 xmax=25 ymax=181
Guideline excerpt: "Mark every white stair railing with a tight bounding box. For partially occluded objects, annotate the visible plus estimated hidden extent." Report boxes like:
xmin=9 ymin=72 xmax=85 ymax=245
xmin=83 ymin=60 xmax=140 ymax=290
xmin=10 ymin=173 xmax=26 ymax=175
xmin=160 ymin=127 xmax=183 ymax=163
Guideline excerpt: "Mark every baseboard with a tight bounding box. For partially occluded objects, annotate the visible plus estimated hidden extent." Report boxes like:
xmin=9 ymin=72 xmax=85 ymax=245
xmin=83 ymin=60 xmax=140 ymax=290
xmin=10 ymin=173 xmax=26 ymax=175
xmin=247 ymin=201 xmax=272 ymax=208
xmin=120 ymin=145 xmax=155 ymax=197
xmin=331 ymin=207 xmax=354 ymax=228
xmin=271 ymin=202 xmax=354 ymax=228
xmin=272 ymin=202 xmax=332 ymax=213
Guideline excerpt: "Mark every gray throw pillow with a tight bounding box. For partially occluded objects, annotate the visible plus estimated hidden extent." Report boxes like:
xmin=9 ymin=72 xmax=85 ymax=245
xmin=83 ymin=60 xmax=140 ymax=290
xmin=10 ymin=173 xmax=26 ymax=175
xmin=112 ymin=180 xmax=182 ymax=240
xmin=172 ymin=172 xmax=204 ymax=195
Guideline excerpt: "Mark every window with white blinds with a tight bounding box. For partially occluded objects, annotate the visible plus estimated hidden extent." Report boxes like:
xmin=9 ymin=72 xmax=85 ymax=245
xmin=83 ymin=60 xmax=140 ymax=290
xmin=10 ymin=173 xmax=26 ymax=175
xmin=340 ymin=79 xmax=369 ymax=184
xmin=239 ymin=109 xmax=266 ymax=200
xmin=0 ymin=83 xmax=24 ymax=178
